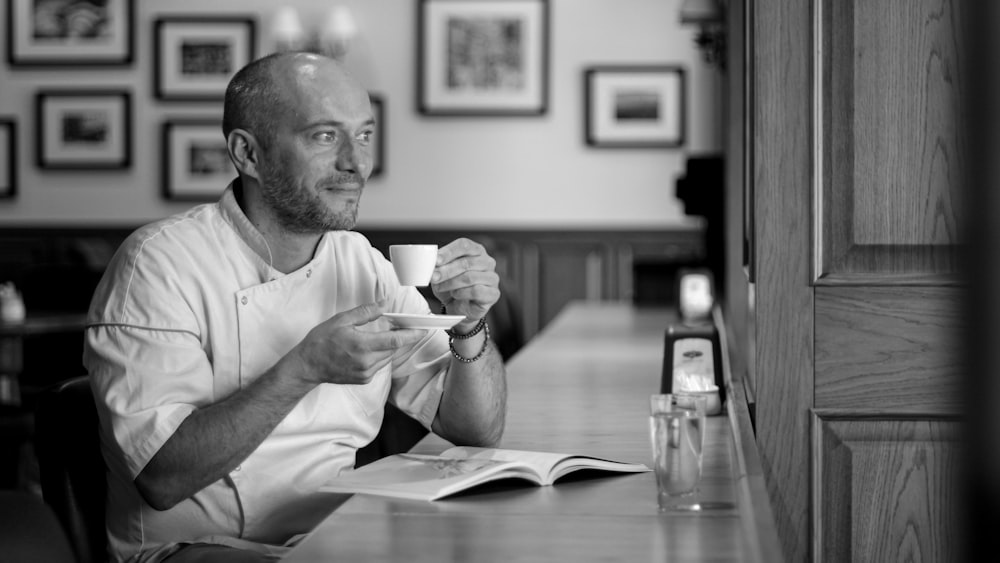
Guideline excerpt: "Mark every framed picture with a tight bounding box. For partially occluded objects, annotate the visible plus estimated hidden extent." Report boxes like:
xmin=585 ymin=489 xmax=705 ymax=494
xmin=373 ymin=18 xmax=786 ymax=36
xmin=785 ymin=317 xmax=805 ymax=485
xmin=154 ymin=17 xmax=256 ymax=101
xmin=0 ymin=119 xmax=16 ymax=199
xmin=418 ymin=0 xmax=549 ymax=116
xmin=36 ymin=90 xmax=131 ymax=170
xmin=162 ymin=119 xmax=234 ymax=201
xmin=370 ymin=94 xmax=385 ymax=178
xmin=584 ymin=66 xmax=686 ymax=148
xmin=7 ymin=0 xmax=134 ymax=67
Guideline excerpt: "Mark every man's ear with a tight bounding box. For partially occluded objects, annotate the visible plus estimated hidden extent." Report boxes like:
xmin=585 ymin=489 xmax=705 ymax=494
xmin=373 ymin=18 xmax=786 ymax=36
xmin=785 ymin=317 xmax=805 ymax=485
xmin=227 ymin=129 xmax=261 ymax=179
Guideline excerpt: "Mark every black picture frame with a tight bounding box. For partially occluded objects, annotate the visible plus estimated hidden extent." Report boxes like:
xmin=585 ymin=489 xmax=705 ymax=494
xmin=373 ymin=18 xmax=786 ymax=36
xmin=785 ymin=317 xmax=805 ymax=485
xmin=162 ymin=119 xmax=233 ymax=201
xmin=7 ymin=0 xmax=135 ymax=67
xmin=0 ymin=119 xmax=17 ymax=199
xmin=154 ymin=16 xmax=257 ymax=101
xmin=584 ymin=65 xmax=687 ymax=148
xmin=370 ymin=93 xmax=385 ymax=178
xmin=417 ymin=0 xmax=549 ymax=116
xmin=36 ymin=90 xmax=131 ymax=170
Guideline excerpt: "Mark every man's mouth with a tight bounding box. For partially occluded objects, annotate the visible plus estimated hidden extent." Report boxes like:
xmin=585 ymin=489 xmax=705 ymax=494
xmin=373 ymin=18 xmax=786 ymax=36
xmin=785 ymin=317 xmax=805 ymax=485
xmin=320 ymin=177 xmax=365 ymax=191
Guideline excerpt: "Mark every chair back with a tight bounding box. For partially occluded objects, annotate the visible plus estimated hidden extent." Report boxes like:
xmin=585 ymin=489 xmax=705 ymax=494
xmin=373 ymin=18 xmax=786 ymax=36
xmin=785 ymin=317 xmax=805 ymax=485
xmin=355 ymin=402 xmax=428 ymax=468
xmin=34 ymin=376 xmax=106 ymax=563
xmin=0 ymin=490 xmax=76 ymax=563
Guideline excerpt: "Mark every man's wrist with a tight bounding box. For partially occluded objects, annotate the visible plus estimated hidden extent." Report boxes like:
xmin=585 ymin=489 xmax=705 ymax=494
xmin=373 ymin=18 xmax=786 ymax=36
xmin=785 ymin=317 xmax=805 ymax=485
xmin=276 ymin=347 xmax=320 ymax=395
xmin=440 ymin=304 xmax=481 ymax=336
xmin=445 ymin=315 xmax=490 ymax=363
xmin=450 ymin=320 xmax=479 ymax=335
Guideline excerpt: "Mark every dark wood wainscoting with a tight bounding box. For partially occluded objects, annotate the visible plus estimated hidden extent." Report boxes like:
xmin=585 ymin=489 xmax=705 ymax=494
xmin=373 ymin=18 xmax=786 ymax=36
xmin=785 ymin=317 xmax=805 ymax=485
xmin=361 ymin=228 xmax=704 ymax=339
xmin=0 ymin=225 xmax=704 ymax=347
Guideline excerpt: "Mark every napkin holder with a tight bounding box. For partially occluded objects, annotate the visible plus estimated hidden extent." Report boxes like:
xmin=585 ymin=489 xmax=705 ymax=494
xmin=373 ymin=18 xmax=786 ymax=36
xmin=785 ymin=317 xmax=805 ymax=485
xmin=661 ymin=320 xmax=725 ymax=415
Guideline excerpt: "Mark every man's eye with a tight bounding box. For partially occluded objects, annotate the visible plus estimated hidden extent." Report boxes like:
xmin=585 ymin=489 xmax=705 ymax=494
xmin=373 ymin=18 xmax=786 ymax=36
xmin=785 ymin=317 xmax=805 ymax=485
xmin=357 ymin=131 xmax=373 ymax=144
xmin=315 ymin=131 xmax=336 ymax=142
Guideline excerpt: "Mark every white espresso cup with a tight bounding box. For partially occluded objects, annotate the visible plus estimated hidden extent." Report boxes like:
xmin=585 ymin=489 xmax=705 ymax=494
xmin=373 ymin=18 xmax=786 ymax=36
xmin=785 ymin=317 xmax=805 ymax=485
xmin=389 ymin=244 xmax=438 ymax=286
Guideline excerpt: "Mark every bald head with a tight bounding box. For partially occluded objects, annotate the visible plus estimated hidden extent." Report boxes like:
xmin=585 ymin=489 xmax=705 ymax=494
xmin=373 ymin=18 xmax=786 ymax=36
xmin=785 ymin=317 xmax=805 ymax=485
xmin=222 ymin=51 xmax=366 ymax=149
xmin=222 ymin=52 xmax=376 ymax=236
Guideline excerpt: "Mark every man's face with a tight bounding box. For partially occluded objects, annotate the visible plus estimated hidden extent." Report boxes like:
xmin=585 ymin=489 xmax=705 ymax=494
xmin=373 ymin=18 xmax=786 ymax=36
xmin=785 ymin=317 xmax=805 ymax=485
xmin=256 ymin=57 xmax=375 ymax=234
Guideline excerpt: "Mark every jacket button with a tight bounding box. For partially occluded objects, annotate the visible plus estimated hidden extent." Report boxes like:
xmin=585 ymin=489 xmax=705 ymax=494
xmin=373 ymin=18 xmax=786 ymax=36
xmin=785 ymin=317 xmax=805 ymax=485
xmin=307 ymin=269 xmax=312 ymax=278
xmin=241 ymin=296 xmax=248 ymax=305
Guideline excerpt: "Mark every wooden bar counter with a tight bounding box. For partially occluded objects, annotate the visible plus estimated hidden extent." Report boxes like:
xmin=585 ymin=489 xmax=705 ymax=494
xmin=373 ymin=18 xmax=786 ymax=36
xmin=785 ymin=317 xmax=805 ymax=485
xmin=284 ymin=302 xmax=781 ymax=562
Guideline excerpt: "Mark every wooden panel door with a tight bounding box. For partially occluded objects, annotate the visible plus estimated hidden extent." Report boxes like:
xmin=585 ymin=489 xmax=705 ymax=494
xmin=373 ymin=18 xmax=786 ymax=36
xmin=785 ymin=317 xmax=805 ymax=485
xmin=814 ymin=287 xmax=961 ymax=413
xmin=748 ymin=0 xmax=962 ymax=560
xmin=812 ymin=414 xmax=960 ymax=561
xmin=817 ymin=0 xmax=962 ymax=284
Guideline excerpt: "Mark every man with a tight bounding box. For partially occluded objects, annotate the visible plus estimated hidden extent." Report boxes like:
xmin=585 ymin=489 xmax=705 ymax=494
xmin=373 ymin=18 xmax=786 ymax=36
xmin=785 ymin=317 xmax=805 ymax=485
xmin=84 ymin=51 xmax=507 ymax=562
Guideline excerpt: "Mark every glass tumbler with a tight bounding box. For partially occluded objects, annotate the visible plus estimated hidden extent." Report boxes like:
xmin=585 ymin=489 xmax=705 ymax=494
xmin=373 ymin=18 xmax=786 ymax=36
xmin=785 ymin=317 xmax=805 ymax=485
xmin=649 ymin=393 xmax=707 ymax=510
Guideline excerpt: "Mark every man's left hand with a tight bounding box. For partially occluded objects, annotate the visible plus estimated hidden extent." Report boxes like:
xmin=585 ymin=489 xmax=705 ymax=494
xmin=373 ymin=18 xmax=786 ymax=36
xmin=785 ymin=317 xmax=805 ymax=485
xmin=431 ymin=238 xmax=501 ymax=333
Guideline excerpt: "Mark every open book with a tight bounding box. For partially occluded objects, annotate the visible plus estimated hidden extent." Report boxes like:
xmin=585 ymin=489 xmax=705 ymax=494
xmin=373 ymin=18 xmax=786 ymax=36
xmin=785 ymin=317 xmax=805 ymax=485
xmin=320 ymin=446 xmax=650 ymax=501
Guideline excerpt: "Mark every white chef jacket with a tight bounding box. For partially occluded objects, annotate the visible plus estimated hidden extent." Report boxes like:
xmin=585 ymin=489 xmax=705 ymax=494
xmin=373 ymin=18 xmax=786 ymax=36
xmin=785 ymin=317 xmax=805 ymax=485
xmin=84 ymin=182 xmax=449 ymax=563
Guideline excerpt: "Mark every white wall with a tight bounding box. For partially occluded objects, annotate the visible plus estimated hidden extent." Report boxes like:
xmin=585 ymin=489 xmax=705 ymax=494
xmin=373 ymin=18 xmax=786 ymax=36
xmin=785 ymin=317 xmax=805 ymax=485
xmin=0 ymin=0 xmax=718 ymax=228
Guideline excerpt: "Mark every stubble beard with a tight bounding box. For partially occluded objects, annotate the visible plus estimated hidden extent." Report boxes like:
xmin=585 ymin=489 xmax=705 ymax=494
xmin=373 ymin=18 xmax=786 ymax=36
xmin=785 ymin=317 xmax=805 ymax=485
xmin=258 ymin=160 xmax=361 ymax=234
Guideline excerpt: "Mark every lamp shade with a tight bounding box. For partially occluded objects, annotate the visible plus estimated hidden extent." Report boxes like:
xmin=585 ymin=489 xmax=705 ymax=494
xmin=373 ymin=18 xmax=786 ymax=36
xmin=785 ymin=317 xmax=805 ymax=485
xmin=272 ymin=6 xmax=305 ymax=47
xmin=679 ymin=0 xmax=722 ymax=24
xmin=319 ymin=6 xmax=356 ymax=59
xmin=324 ymin=6 xmax=357 ymax=41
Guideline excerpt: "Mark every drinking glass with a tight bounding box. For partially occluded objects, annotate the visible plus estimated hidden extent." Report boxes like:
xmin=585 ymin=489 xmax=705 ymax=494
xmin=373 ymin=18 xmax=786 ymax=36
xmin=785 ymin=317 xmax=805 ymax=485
xmin=649 ymin=393 xmax=707 ymax=511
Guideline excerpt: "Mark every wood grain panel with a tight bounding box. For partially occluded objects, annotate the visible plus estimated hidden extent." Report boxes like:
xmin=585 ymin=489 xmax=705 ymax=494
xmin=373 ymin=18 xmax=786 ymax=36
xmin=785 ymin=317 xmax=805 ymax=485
xmin=852 ymin=0 xmax=960 ymax=246
xmin=815 ymin=286 xmax=961 ymax=413
xmin=717 ymin=306 xmax=784 ymax=563
xmin=813 ymin=414 xmax=959 ymax=562
xmin=816 ymin=0 xmax=962 ymax=281
xmin=754 ymin=0 xmax=814 ymax=560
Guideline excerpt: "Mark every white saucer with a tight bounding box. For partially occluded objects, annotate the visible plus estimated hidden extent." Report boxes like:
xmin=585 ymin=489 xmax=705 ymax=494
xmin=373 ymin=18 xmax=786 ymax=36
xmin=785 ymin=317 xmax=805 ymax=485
xmin=382 ymin=313 xmax=465 ymax=330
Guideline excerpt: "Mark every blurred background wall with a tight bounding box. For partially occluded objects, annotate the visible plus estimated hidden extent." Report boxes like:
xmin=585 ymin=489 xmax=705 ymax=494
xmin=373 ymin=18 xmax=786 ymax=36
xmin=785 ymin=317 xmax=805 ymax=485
xmin=0 ymin=0 xmax=718 ymax=228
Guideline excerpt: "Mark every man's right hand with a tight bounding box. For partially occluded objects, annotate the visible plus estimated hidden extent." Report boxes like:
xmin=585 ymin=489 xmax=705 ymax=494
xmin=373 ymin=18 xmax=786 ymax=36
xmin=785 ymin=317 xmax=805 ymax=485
xmin=292 ymin=299 xmax=426 ymax=387
xmin=136 ymin=299 xmax=424 ymax=511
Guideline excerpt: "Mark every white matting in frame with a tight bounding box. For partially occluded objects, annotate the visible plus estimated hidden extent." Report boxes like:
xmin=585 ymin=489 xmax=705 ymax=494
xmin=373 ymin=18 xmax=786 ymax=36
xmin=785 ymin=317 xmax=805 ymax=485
xmin=419 ymin=0 xmax=549 ymax=115
xmin=154 ymin=17 xmax=256 ymax=101
xmin=162 ymin=120 xmax=233 ymax=201
xmin=585 ymin=66 xmax=686 ymax=148
xmin=37 ymin=90 xmax=131 ymax=169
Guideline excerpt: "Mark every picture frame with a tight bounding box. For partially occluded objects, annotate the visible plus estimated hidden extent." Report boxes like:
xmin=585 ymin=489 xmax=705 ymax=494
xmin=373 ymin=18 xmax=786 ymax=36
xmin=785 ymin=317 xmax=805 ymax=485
xmin=162 ymin=119 xmax=234 ymax=201
xmin=0 ymin=119 xmax=16 ymax=199
xmin=369 ymin=94 xmax=385 ymax=178
xmin=584 ymin=66 xmax=686 ymax=148
xmin=7 ymin=0 xmax=134 ymax=67
xmin=36 ymin=90 xmax=131 ymax=170
xmin=418 ymin=0 xmax=549 ymax=116
xmin=154 ymin=16 xmax=256 ymax=101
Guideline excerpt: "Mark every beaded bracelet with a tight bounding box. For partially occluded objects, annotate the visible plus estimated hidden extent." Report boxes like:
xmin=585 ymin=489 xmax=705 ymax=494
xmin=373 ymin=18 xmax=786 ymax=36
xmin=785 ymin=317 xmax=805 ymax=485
xmin=448 ymin=320 xmax=490 ymax=363
xmin=442 ymin=305 xmax=490 ymax=362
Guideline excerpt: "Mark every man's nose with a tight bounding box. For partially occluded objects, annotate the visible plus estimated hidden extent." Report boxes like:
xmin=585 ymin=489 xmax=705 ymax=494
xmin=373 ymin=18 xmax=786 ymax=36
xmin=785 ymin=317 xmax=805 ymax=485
xmin=335 ymin=140 xmax=360 ymax=173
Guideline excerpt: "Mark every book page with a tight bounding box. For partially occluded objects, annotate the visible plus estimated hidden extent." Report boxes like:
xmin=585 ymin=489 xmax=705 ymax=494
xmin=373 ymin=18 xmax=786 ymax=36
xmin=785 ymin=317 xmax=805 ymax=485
xmin=549 ymin=455 xmax=650 ymax=482
xmin=442 ymin=447 xmax=649 ymax=484
xmin=440 ymin=447 xmax=573 ymax=484
xmin=320 ymin=453 xmax=540 ymax=501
